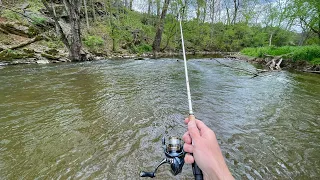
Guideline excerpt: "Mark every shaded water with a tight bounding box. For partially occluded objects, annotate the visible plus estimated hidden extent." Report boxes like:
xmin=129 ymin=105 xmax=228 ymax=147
xmin=0 ymin=59 xmax=319 ymax=179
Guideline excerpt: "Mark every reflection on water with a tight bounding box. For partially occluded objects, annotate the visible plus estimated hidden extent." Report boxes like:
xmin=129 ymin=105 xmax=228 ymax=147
xmin=0 ymin=59 xmax=319 ymax=179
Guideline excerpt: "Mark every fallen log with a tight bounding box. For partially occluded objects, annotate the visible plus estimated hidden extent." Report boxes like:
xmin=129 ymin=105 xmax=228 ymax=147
xmin=275 ymin=58 xmax=283 ymax=70
xmin=0 ymin=35 xmax=43 ymax=52
xmin=303 ymin=70 xmax=320 ymax=74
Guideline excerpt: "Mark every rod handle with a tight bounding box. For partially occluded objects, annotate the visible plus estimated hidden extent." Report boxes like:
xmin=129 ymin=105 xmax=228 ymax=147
xmin=140 ymin=171 xmax=155 ymax=178
xmin=188 ymin=115 xmax=203 ymax=180
xmin=189 ymin=114 xmax=196 ymax=121
xmin=192 ymin=162 xmax=203 ymax=180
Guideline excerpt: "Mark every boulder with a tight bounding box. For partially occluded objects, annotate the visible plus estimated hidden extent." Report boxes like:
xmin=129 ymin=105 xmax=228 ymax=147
xmin=36 ymin=59 xmax=50 ymax=64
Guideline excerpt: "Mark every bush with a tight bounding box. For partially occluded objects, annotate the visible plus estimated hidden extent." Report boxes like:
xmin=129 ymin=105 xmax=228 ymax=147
xmin=131 ymin=44 xmax=152 ymax=54
xmin=241 ymin=45 xmax=320 ymax=63
xmin=137 ymin=44 xmax=152 ymax=53
xmin=83 ymin=35 xmax=104 ymax=48
xmin=311 ymin=58 xmax=320 ymax=65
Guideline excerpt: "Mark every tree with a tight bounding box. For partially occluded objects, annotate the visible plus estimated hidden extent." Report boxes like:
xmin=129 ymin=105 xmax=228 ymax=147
xmin=84 ymin=0 xmax=90 ymax=29
xmin=291 ymin=0 xmax=320 ymax=44
xmin=42 ymin=0 xmax=83 ymax=61
xmin=152 ymin=0 xmax=171 ymax=55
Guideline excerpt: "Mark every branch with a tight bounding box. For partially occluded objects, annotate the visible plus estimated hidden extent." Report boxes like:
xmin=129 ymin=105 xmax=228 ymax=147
xmin=300 ymin=17 xmax=319 ymax=34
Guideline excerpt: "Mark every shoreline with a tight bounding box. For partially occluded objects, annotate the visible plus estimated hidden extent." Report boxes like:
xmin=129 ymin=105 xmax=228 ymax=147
xmin=1 ymin=51 xmax=319 ymax=75
xmin=226 ymin=53 xmax=320 ymax=74
xmin=0 ymin=51 xmax=237 ymax=66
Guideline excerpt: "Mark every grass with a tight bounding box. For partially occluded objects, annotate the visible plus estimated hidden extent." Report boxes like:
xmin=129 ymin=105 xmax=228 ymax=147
xmin=241 ymin=45 xmax=320 ymax=65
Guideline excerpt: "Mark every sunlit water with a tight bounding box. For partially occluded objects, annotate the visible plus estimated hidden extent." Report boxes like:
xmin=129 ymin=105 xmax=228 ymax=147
xmin=0 ymin=58 xmax=319 ymax=179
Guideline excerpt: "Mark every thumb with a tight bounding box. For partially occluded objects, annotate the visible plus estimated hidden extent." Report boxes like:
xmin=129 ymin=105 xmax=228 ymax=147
xmin=188 ymin=119 xmax=200 ymax=140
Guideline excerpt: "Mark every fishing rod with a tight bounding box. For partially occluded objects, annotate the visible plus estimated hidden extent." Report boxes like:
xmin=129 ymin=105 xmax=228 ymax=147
xmin=178 ymin=11 xmax=204 ymax=180
xmin=140 ymin=8 xmax=203 ymax=180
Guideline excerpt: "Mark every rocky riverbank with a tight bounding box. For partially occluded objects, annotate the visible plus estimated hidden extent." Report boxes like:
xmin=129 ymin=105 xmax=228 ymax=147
xmin=227 ymin=53 xmax=320 ymax=74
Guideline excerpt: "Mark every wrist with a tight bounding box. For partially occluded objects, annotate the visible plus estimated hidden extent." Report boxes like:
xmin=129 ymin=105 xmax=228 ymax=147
xmin=204 ymin=160 xmax=233 ymax=180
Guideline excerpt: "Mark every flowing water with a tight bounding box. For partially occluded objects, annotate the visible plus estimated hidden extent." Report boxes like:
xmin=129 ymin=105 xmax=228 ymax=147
xmin=0 ymin=58 xmax=319 ymax=179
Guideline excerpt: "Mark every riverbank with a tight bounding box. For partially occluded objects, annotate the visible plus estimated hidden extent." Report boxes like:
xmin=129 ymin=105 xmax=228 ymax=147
xmin=227 ymin=53 xmax=320 ymax=74
xmin=225 ymin=46 xmax=320 ymax=74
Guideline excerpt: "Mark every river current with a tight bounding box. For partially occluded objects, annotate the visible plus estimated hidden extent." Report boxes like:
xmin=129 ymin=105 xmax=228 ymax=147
xmin=0 ymin=58 xmax=319 ymax=179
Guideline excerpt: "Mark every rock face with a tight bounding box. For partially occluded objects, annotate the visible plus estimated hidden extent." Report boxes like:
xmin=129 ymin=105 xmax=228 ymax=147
xmin=0 ymin=22 xmax=37 ymax=38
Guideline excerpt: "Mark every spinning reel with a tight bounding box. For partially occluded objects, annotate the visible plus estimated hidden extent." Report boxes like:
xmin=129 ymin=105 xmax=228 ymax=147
xmin=140 ymin=136 xmax=185 ymax=178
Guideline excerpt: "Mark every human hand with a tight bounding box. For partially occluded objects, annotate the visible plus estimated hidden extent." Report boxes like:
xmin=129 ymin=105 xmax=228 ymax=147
xmin=183 ymin=118 xmax=234 ymax=180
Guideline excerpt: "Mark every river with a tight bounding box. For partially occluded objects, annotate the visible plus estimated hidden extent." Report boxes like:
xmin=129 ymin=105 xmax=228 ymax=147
xmin=0 ymin=58 xmax=319 ymax=179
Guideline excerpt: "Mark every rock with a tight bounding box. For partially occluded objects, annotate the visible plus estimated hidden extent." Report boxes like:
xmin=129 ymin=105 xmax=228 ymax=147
xmin=0 ymin=49 xmax=33 ymax=60
xmin=59 ymin=57 xmax=69 ymax=62
xmin=134 ymin=57 xmax=144 ymax=60
xmin=21 ymin=2 xmax=30 ymax=10
xmin=94 ymin=56 xmax=104 ymax=60
xmin=36 ymin=59 xmax=50 ymax=64
xmin=0 ymin=62 xmax=8 ymax=66
xmin=45 ymin=48 xmax=59 ymax=55
xmin=41 ymin=53 xmax=60 ymax=60
xmin=0 ymin=22 xmax=32 ymax=38
xmin=23 ymin=48 xmax=35 ymax=54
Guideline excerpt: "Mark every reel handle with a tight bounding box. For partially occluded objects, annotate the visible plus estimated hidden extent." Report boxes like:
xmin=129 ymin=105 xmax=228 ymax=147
xmin=140 ymin=171 xmax=155 ymax=178
xmin=189 ymin=114 xmax=204 ymax=180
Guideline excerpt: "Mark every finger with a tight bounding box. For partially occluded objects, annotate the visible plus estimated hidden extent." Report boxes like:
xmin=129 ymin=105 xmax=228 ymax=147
xmin=195 ymin=120 xmax=210 ymax=136
xmin=184 ymin=153 xmax=194 ymax=164
xmin=188 ymin=119 xmax=200 ymax=139
xmin=182 ymin=131 xmax=192 ymax=144
xmin=184 ymin=118 xmax=189 ymax=124
xmin=183 ymin=143 xmax=194 ymax=153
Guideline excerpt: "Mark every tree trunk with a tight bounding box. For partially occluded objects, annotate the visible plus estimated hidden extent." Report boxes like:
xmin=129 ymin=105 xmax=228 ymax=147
xmin=203 ymin=0 xmax=207 ymax=23
xmin=152 ymin=0 xmax=170 ymax=54
xmin=84 ymin=0 xmax=90 ymax=29
xmin=129 ymin=0 xmax=133 ymax=10
xmin=67 ymin=0 xmax=82 ymax=61
xmin=156 ymin=0 xmax=160 ymax=17
xmin=269 ymin=32 xmax=274 ymax=46
xmin=209 ymin=0 xmax=215 ymax=39
xmin=91 ymin=0 xmax=96 ymax=22
xmin=148 ymin=0 xmax=152 ymax=15
xmin=232 ymin=0 xmax=239 ymax=24
xmin=43 ymin=0 xmax=82 ymax=61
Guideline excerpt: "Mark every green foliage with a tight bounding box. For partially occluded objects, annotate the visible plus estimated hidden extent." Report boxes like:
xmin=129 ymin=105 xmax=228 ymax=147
xmin=132 ymin=44 xmax=152 ymax=54
xmin=0 ymin=49 xmax=34 ymax=60
xmin=291 ymin=45 xmax=320 ymax=61
xmin=311 ymin=58 xmax=320 ymax=65
xmin=241 ymin=45 xmax=320 ymax=63
xmin=30 ymin=15 xmax=47 ymax=26
xmin=84 ymin=35 xmax=104 ymax=48
xmin=40 ymin=40 xmax=64 ymax=49
xmin=1 ymin=9 xmax=22 ymax=21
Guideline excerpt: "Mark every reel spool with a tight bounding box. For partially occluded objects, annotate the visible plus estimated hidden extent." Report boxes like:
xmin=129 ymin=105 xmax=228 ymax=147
xmin=140 ymin=136 xmax=185 ymax=178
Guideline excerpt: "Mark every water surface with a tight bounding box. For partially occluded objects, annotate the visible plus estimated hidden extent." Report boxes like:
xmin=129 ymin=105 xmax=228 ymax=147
xmin=0 ymin=59 xmax=319 ymax=179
